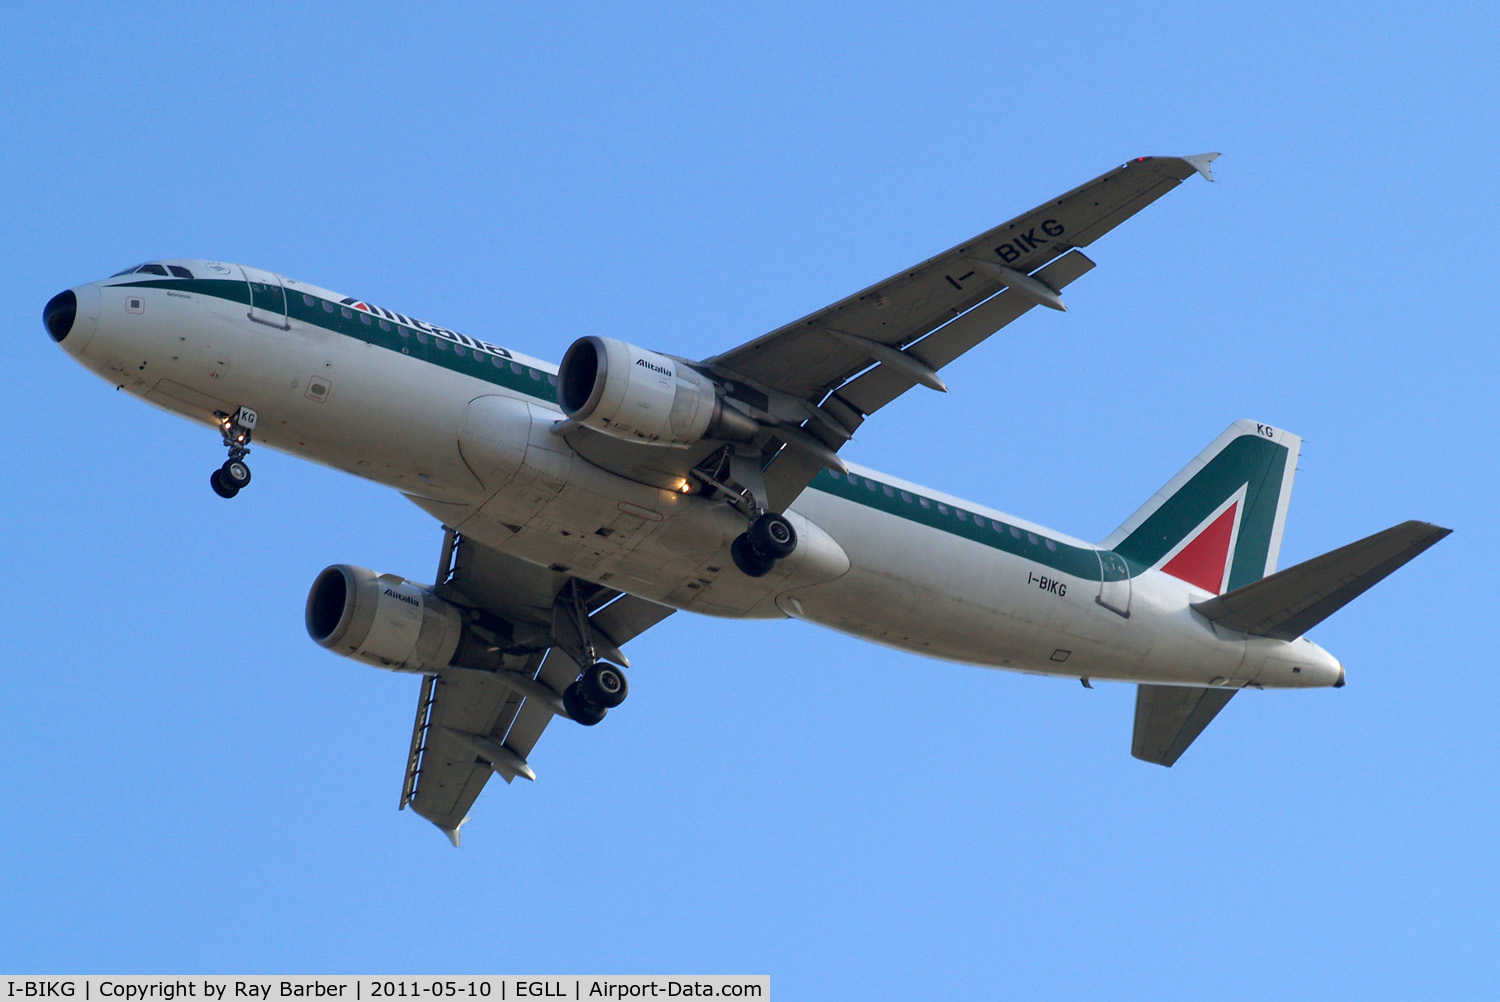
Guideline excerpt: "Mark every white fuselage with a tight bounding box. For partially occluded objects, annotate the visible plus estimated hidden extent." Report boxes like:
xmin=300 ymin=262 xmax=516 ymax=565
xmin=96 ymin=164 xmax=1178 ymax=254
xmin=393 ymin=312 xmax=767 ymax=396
xmin=52 ymin=262 xmax=1343 ymax=690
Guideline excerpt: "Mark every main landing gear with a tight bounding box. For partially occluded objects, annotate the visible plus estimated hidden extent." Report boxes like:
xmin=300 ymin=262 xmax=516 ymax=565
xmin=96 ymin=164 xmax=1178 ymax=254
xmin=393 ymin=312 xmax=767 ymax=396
xmin=563 ymin=661 xmax=629 ymax=727
xmin=707 ymin=446 xmax=800 ymax=578
xmin=554 ymin=579 xmax=631 ymax=727
xmin=209 ymin=407 xmax=257 ymax=499
xmin=731 ymin=511 xmax=798 ymax=578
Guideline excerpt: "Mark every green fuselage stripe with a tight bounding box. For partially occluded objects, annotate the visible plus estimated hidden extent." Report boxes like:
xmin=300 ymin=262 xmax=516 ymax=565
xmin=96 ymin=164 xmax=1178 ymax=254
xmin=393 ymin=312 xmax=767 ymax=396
xmin=808 ymin=468 xmax=1105 ymax=580
xmin=123 ymin=278 xmax=562 ymax=405
xmin=126 ymin=277 xmax=1127 ymax=582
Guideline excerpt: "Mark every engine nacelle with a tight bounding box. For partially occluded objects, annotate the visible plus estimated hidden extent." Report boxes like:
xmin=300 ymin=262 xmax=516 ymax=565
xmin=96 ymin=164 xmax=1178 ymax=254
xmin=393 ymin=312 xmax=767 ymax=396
xmin=305 ymin=565 xmax=464 ymax=673
xmin=557 ymin=335 xmax=758 ymax=446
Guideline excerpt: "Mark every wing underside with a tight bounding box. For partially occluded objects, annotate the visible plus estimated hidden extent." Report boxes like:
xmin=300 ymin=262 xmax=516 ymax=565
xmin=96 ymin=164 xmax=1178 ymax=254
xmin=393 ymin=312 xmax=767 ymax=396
xmin=400 ymin=533 xmax=674 ymax=844
xmin=567 ymin=154 xmax=1217 ymax=510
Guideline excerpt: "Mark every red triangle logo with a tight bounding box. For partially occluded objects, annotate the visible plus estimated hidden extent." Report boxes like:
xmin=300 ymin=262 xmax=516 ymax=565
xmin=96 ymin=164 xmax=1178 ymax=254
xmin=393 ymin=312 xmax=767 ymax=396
xmin=1161 ymin=502 xmax=1238 ymax=594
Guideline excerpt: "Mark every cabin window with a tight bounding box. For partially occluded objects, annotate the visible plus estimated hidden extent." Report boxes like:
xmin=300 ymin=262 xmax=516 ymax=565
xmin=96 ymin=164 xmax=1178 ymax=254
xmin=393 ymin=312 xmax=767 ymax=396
xmin=340 ymin=307 xmax=353 ymax=319
xmin=492 ymin=354 xmax=505 ymax=368
xmin=865 ymin=479 xmax=878 ymax=492
xmin=973 ymin=515 xmax=986 ymax=528
xmin=547 ymin=374 xmax=558 ymax=386
xmin=322 ymin=301 xmax=335 ymax=313
xmin=303 ymin=294 xmax=316 ymax=308
xmin=378 ymin=319 xmax=390 ymax=331
xmin=883 ymin=485 xmax=895 ymax=497
xmin=168 ymin=265 xmax=193 ymax=279
xmin=1045 ymin=539 xmax=1057 ymax=551
xmin=360 ymin=312 xmax=372 ymax=325
xmin=900 ymin=491 xmax=913 ymax=503
xmin=434 ymin=337 xmax=447 ymax=350
xmin=454 ymin=343 xmax=467 ymax=356
xmin=415 ymin=331 xmax=428 ymax=344
xmin=919 ymin=497 xmax=931 ymax=509
xmin=1027 ymin=532 xmax=1040 ymax=546
xmin=1010 ymin=526 xmax=1022 ymax=539
xmin=955 ymin=509 xmax=967 ymax=521
xmin=511 ymin=361 xmax=524 ymax=374
xmin=530 ymin=369 xmax=542 ymax=380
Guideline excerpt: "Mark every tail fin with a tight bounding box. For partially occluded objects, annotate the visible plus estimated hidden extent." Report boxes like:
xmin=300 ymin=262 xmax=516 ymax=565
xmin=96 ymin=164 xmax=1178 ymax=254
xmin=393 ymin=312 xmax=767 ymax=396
xmin=1101 ymin=420 xmax=1301 ymax=594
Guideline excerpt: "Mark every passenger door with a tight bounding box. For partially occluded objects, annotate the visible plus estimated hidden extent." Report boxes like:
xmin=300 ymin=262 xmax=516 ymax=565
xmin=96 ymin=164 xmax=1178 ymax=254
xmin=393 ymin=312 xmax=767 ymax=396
xmin=241 ymin=265 xmax=289 ymax=329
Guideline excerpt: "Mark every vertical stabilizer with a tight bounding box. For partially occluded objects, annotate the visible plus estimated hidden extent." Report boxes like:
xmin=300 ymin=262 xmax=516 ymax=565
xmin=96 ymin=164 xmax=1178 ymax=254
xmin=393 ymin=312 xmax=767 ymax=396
xmin=1101 ymin=421 xmax=1300 ymax=594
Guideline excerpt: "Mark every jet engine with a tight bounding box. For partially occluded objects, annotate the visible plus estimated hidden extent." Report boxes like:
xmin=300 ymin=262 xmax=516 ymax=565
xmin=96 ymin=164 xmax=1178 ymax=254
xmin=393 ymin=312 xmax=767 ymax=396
xmin=557 ymin=336 xmax=758 ymax=446
xmin=305 ymin=564 xmax=466 ymax=673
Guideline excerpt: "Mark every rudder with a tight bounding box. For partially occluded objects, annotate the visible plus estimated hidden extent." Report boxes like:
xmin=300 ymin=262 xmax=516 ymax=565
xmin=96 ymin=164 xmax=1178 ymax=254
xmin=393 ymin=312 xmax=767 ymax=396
xmin=1100 ymin=420 xmax=1300 ymax=594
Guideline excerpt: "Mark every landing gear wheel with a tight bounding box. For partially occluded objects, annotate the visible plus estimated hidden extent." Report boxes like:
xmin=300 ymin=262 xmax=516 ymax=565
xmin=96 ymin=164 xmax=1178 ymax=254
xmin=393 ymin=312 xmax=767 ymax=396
xmin=749 ymin=512 xmax=798 ymax=560
xmin=563 ymin=682 xmax=607 ymax=726
xmin=731 ymin=533 xmax=776 ymax=577
xmin=580 ymin=662 xmax=629 ymax=708
xmin=209 ymin=468 xmax=239 ymax=499
xmin=221 ymin=459 xmax=252 ymax=489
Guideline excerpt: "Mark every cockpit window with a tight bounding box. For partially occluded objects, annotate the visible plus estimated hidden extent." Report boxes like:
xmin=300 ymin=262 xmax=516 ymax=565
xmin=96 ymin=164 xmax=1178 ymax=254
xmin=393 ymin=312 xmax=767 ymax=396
xmin=111 ymin=263 xmax=194 ymax=278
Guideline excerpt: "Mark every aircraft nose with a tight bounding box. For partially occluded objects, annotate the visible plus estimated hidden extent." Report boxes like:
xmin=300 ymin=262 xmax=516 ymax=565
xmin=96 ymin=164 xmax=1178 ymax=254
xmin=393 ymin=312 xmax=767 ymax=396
xmin=44 ymin=289 xmax=76 ymax=342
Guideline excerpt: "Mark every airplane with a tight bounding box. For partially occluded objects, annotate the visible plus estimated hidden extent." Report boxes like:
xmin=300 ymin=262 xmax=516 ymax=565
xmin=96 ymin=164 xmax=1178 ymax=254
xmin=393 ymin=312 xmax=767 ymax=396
xmin=43 ymin=154 xmax=1449 ymax=845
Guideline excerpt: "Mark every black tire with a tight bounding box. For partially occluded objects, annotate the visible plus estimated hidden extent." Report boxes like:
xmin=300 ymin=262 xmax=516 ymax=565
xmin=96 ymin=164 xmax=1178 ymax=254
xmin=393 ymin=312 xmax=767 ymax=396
xmin=563 ymin=682 xmax=606 ymax=726
xmin=581 ymin=662 xmax=629 ymax=708
xmin=731 ymin=533 xmax=775 ymax=577
xmin=221 ymin=459 xmax=252 ymax=488
xmin=750 ymin=512 xmax=798 ymax=559
xmin=210 ymin=468 xmax=239 ymax=499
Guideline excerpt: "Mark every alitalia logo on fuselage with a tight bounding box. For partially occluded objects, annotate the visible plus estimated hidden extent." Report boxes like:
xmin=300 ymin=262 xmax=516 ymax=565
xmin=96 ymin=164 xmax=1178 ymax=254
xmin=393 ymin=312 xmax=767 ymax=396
xmin=340 ymin=297 xmax=514 ymax=361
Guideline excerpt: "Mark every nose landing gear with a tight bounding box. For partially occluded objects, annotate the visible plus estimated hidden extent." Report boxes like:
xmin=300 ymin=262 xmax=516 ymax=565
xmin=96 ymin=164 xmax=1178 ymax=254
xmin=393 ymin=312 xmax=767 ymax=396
xmin=209 ymin=407 xmax=257 ymax=499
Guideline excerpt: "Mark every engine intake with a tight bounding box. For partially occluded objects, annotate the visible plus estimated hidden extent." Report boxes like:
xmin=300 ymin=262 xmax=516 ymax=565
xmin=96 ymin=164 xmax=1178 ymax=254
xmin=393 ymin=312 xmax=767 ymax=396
xmin=306 ymin=565 xmax=464 ymax=673
xmin=558 ymin=336 xmax=757 ymax=447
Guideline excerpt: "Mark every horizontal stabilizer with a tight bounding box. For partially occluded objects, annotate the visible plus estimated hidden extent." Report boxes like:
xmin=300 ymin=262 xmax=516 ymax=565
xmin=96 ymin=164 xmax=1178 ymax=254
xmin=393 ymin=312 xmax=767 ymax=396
xmin=1192 ymin=521 xmax=1450 ymax=640
xmin=1132 ymin=684 xmax=1236 ymax=766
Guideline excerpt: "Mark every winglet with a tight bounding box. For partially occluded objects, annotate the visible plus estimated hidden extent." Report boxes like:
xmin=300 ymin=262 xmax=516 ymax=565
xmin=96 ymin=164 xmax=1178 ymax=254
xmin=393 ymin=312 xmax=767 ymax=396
xmin=1181 ymin=152 xmax=1221 ymax=182
xmin=439 ymin=817 xmax=468 ymax=848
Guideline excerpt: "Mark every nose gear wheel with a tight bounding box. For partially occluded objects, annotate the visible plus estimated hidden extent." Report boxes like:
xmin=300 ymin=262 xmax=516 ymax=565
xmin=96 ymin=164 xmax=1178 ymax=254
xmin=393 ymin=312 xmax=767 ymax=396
xmin=209 ymin=407 xmax=257 ymax=499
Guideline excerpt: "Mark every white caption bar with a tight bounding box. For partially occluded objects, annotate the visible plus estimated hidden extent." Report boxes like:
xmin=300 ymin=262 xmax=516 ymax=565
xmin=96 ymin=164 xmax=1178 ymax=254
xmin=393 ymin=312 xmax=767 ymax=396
xmin=1 ymin=980 xmax=768 ymax=1002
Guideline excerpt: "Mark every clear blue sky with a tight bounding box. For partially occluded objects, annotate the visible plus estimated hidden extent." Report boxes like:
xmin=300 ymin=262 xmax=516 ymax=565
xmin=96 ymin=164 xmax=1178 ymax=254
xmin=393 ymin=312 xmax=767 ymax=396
xmin=3 ymin=2 xmax=1496 ymax=995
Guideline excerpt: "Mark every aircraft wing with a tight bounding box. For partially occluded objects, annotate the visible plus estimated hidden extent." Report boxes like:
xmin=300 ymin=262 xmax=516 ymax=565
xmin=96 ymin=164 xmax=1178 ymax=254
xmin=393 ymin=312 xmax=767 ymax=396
xmin=400 ymin=532 xmax=674 ymax=845
xmin=557 ymin=155 xmax=1217 ymax=508
xmin=702 ymin=154 xmax=1219 ymax=509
